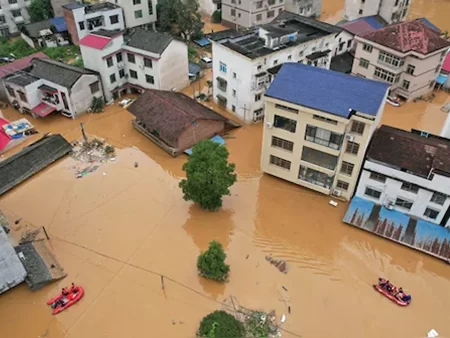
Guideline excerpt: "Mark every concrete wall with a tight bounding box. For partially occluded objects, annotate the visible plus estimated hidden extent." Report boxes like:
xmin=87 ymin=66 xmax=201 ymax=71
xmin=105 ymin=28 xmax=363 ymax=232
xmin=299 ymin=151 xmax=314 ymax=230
xmin=159 ymin=39 xmax=189 ymax=91
xmin=344 ymin=0 xmax=380 ymax=21
xmin=334 ymin=30 xmax=354 ymax=56
xmin=222 ymin=0 xmax=285 ymax=28
xmin=285 ymin=0 xmax=322 ymax=18
xmin=123 ymin=46 xmax=162 ymax=90
xmin=177 ymin=119 xmax=225 ymax=151
xmin=71 ymin=74 xmax=103 ymax=116
xmin=344 ymin=0 xmax=411 ymax=23
xmin=356 ymin=160 xmax=450 ymax=227
xmin=116 ymin=0 xmax=157 ymax=29
xmin=63 ymin=7 xmax=78 ymax=44
xmin=0 ymin=225 xmax=27 ymax=294
xmin=0 ymin=0 xmax=31 ymax=36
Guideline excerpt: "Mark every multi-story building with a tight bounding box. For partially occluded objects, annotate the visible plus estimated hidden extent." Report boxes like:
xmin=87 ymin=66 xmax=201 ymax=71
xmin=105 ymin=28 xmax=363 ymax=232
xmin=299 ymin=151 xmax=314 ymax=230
xmin=285 ymin=0 xmax=322 ymax=18
xmin=355 ymin=125 xmax=450 ymax=228
xmin=344 ymin=0 xmax=412 ymax=24
xmin=0 ymin=0 xmax=31 ymax=36
xmin=3 ymin=58 xmax=103 ymax=119
xmin=62 ymin=2 xmax=125 ymax=45
xmin=352 ymin=19 xmax=450 ymax=101
xmin=209 ymin=11 xmax=341 ymax=123
xmin=80 ymin=28 xmax=189 ymax=102
xmin=198 ymin=0 xmax=222 ymax=15
xmin=261 ymin=62 xmax=389 ymax=200
xmin=221 ymin=0 xmax=285 ymax=28
xmin=115 ymin=0 xmax=157 ymax=29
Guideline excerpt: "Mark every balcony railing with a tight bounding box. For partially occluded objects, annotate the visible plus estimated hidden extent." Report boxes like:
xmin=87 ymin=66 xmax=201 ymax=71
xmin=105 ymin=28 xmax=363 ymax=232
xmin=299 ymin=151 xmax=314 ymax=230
xmin=298 ymin=165 xmax=334 ymax=190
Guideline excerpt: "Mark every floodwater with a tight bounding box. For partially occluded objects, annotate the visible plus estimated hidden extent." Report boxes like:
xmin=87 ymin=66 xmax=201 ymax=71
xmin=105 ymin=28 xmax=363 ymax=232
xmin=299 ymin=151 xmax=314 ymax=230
xmin=1 ymin=3 xmax=450 ymax=338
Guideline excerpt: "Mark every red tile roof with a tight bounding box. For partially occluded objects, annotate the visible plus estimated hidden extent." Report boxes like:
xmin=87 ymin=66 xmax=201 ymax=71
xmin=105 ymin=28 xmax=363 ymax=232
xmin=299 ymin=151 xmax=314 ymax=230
xmin=442 ymin=52 xmax=450 ymax=73
xmin=0 ymin=52 xmax=48 ymax=78
xmin=360 ymin=19 xmax=450 ymax=55
xmin=32 ymin=102 xmax=56 ymax=117
xmin=128 ymin=90 xmax=226 ymax=147
xmin=341 ymin=20 xmax=377 ymax=36
xmin=79 ymin=34 xmax=111 ymax=50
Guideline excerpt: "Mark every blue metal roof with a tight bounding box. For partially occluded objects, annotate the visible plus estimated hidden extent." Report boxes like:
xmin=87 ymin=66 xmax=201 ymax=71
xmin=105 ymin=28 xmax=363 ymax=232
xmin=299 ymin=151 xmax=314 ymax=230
xmin=265 ymin=63 xmax=390 ymax=118
xmin=437 ymin=74 xmax=448 ymax=85
xmin=50 ymin=17 xmax=67 ymax=33
xmin=194 ymin=37 xmax=211 ymax=47
xmin=417 ymin=17 xmax=440 ymax=32
xmin=362 ymin=16 xmax=385 ymax=29
xmin=184 ymin=135 xmax=225 ymax=155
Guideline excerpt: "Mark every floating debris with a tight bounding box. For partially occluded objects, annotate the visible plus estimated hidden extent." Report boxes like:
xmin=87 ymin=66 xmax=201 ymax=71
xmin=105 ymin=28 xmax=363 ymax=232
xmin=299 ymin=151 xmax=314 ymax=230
xmin=71 ymin=138 xmax=116 ymax=178
xmin=265 ymin=255 xmax=288 ymax=274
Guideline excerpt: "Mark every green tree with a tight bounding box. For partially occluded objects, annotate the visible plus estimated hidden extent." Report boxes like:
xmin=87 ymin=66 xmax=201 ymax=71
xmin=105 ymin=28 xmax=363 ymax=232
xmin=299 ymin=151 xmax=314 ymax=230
xmin=179 ymin=139 xmax=236 ymax=211
xmin=198 ymin=311 xmax=245 ymax=338
xmin=157 ymin=0 xmax=204 ymax=40
xmin=28 ymin=0 xmax=54 ymax=22
xmin=197 ymin=241 xmax=230 ymax=282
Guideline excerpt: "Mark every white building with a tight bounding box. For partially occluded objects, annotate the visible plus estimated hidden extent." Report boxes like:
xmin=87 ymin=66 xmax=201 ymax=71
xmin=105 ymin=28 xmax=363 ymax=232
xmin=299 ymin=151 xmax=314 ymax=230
xmin=3 ymin=58 xmax=103 ymax=119
xmin=0 ymin=0 xmax=31 ymax=36
xmin=209 ymin=11 xmax=341 ymax=123
xmin=285 ymin=0 xmax=322 ymax=18
xmin=222 ymin=0 xmax=285 ymax=28
xmin=198 ymin=0 xmax=222 ymax=15
xmin=355 ymin=125 xmax=450 ymax=228
xmin=62 ymin=2 xmax=125 ymax=45
xmin=115 ymin=0 xmax=157 ymax=29
xmin=80 ymin=28 xmax=189 ymax=102
xmin=344 ymin=0 xmax=412 ymax=24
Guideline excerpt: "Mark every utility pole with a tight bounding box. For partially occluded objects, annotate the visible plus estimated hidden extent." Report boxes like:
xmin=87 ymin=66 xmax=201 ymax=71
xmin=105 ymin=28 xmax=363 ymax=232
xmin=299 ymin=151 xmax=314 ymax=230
xmin=80 ymin=123 xmax=88 ymax=144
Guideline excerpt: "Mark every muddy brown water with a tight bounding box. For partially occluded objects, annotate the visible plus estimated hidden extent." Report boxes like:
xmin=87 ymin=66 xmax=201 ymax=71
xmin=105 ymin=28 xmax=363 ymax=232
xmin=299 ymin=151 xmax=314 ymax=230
xmin=1 ymin=2 xmax=450 ymax=337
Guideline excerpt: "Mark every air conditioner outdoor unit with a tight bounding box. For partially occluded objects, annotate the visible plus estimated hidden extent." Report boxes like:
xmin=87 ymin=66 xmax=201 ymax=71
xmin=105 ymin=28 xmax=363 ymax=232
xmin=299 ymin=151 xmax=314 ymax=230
xmin=332 ymin=189 xmax=342 ymax=197
xmin=345 ymin=134 xmax=355 ymax=142
xmin=385 ymin=200 xmax=395 ymax=210
xmin=266 ymin=122 xmax=273 ymax=128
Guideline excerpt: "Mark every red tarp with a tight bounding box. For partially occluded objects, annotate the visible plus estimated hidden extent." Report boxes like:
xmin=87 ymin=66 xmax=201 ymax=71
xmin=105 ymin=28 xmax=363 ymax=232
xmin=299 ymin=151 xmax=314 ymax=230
xmin=0 ymin=118 xmax=12 ymax=151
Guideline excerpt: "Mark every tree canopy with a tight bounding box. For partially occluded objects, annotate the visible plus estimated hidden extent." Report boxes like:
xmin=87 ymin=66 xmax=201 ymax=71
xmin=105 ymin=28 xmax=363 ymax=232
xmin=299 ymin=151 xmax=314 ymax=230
xmin=197 ymin=240 xmax=230 ymax=282
xmin=179 ymin=140 xmax=237 ymax=211
xmin=198 ymin=311 xmax=245 ymax=338
xmin=157 ymin=0 xmax=204 ymax=40
xmin=28 ymin=0 xmax=54 ymax=23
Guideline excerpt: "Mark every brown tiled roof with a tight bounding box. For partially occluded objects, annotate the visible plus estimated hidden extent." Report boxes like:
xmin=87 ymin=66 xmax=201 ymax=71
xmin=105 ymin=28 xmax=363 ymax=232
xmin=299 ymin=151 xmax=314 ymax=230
xmin=360 ymin=19 xmax=450 ymax=54
xmin=128 ymin=90 xmax=226 ymax=147
xmin=367 ymin=125 xmax=450 ymax=177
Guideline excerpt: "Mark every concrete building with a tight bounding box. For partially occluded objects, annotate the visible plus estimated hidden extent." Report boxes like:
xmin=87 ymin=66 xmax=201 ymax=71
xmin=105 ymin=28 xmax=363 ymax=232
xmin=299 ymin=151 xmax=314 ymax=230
xmin=51 ymin=0 xmax=75 ymax=17
xmin=355 ymin=125 xmax=450 ymax=228
xmin=261 ymin=63 xmax=389 ymax=200
xmin=0 ymin=0 xmax=31 ymax=36
xmin=21 ymin=17 xmax=69 ymax=49
xmin=128 ymin=89 xmax=227 ymax=156
xmin=115 ymin=0 xmax=157 ymax=29
xmin=3 ymin=58 xmax=103 ymax=119
xmin=344 ymin=0 xmax=412 ymax=24
xmin=80 ymin=28 xmax=189 ymax=102
xmin=62 ymin=2 xmax=125 ymax=45
xmin=221 ymin=0 xmax=285 ymax=28
xmin=285 ymin=0 xmax=322 ymax=18
xmin=209 ymin=11 xmax=341 ymax=123
xmin=352 ymin=19 xmax=450 ymax=101
xmin=198 ymin=0 xmax=222 ymax=15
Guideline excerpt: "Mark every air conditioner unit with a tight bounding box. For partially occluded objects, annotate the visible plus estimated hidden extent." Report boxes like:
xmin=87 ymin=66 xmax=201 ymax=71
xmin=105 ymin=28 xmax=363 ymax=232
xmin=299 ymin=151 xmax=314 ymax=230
xmin=118 ymin=63 xmax=124 ymax=69
xmin=332 ymin=189 xmax=342 ymax=197
xmin=385 ymin=200 xmax=395 ymax=210
xmin=266 ymin=122 xmax=273 ymax=128
xmin=345 ymin=134 xmax=355 ymax=142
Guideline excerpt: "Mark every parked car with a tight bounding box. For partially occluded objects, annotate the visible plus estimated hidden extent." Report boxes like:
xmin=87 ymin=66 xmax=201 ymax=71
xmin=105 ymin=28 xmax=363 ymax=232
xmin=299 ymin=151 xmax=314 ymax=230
xmin=0 ymin=56 xmax=15 ymax=63
xmin=199 ymin=56 xmax=212 ymax=69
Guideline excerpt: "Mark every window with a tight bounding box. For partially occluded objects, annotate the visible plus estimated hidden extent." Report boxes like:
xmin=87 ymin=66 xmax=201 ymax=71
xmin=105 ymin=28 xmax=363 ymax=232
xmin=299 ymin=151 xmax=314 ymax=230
xmin=406 ymin=64 xmax=415 ymax=75
xmin=346 ymin=141 xmax=360 ymax=155
xmin=378 ymin=51 xmax=403 ymax=68
xmin=233 ymin=72 xmax=236 ymax=78
xmin=359 ymin=58 xmax=369 ymax=68
xmin=273 ymin=59 xmax=278 ymax=65
xmin=6 ymin=86 xmax=15 ymax=97
xmin=149 ymin=0 xmax=153 ymax=15
xmin=431 ymin=192 xmax=446 ymax=205
xmin=347 ymin=40 xmax=352 ymax=48
xmin=365 ymin=187 xmax=381 ymax=199
xmin=133 ymin=0 xmax=141 ymax=4
xmin=231 ymin=9 xmax=236 ymax=16
xmin=402 ymin=80 xmax=410 ymax=90
xmin=0 ymin=27 xmax=10 ymax=37
xmin=370 ymin=172 xmax=387 ymax=183
xmin=351 ymin=121 xmax=365 ymax=134
xmin=313 ymin=115 xmax=337 ymax=125
xmin=299 ymin=166 xmax=333 ymax=189
xmin=8 ymin=0 xmax=17 ymax=3
xmin=219 ymin=62 xmax=227 ymax=73
xmin=340 ymin=161 xmax=354 ymax=176
xmin=238 ymin=13 xmax=241 ymax=18
xmin=116 ymin=53 xmax=122 ymax=63
xmin=395 ymin=198 xmax=413 ymax=210
xmin=119 ymin=69 xmax=125 ymax=78
xmin=17 ymin=91 xmax=27 ymax=103
xmin=231 ymin=89 xmax=235 ymax=97
xmin=275 ymin=103 xmax=298 ymax=114
xmin=305 ymin=125 xmax=343 ymax=150
xmin=78 ymin=21 xmax=85 ymax=30
xmin=90 ymin=81 xmax=100 ymax=94
xmin=401 ymin=182 xmax=419 ymax=193
xmin=255 ymin=93 xmax=261 ymax=101
xmin=130 ymin=70 xmax=138 ymax=79
xmin=135 ymin=10 xmax=143 ymax=18
xmin=424 ymin=207 xmax=439 ymax=220
xmin=0 ymin=16 xmax=5 ymax=24
xmin=268 ymin=0 xmax=275 ymax=4
xmin=254 ymin=109 xmax=264 ymax=121
xmin=110 ymin=15 xmax=119 ymax=24
xmin=145 ymin=74 xmax=154 ymax=84
xmin=217 ymin=77 xmax=227 ymax=91
xmin=256 ymin=1 xmax=263 ymax=9
xmin=274 ymin=115 xmax=297 ymax=133
xmin=256 ymin=14 xmax=262 ymax=21
xmin=358 ymin=9 xmax=363 ymax=15
xmin=271 ymin=136 xmax=294 ymax=151
xmin=270 ymin=155 xmax=291 ymax=170
xmin=374 ymin=67 xmax=400 ymax=83
xmin=144 ymin=58 xmax=153 ymax=68
xmin=362 ymin=44 xmax=373 ymax=52
xmin=127 ymin=53 xmax=135 ymax=63
xmin=267 ymin=10 xmax=275 ymax=18
xmin=232 ymin=105 xmax=236 ymax=112
xmin=12 ymin=9 xmax=21 ymax=17
xmin=301 ymin=147 xmax=338 ymax=170
xmin=110 ymin=73 xmax=116 ymax=83
xmin=106 ymin=57 xmax=113 ymax=67
xmin=429 ymin=80 xmax=435 ymax=88
xmin=337 ymin=180 xmax=349 ymax=191
xmin=287 ymin=55 xmax=292 ymax=60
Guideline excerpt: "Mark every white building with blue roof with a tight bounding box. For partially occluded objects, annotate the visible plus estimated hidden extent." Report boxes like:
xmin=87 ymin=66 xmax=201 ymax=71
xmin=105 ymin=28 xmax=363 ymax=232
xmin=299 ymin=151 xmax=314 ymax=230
xmin=260 ymin=62 xmax=389 ymax=200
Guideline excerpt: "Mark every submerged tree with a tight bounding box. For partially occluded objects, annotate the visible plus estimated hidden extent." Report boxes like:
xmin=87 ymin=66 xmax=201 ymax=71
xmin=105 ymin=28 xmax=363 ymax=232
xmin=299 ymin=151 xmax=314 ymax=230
xmin=29 ymin=0 xmax=54 ymax=22
xmin=197 ymin=240 xmax=230 ymax=282
xmin=197 ymin=310 xmax=245 ymax=338
xmin=179 ymin=139 xmax=236 ymax=211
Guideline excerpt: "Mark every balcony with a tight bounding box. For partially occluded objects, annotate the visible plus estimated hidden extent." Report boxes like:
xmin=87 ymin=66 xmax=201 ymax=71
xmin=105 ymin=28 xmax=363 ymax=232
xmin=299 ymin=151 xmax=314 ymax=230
xmin=298 ymin=165 xmax=334 ymax=190
xmin=305 ymin=125 xmax=343 ymax=151
xmin=301 ymin=147 xmax=338 ymax=171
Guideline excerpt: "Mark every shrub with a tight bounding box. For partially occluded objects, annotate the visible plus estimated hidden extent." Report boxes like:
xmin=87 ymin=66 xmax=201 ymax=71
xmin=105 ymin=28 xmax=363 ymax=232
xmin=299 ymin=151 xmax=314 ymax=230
xmin=197 ymin=241 xmax=229 ymax=282
xmin=211 ymin=10 xmax=222 ymax=23
xmin=198 ymin=310 xmax=245 ymax=338
xmin=188 ymin=46 xmax=198 ymax=61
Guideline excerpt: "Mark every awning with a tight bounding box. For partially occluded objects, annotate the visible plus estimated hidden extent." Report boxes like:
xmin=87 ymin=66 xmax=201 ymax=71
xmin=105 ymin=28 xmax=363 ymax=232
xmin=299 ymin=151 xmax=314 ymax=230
xmin=216 ymin=76 xmax=227 ymax=84
xmin=306 ymin=49 xmax=331 ymax=60
xmin=436 ymin=74 xmax=448 ymax=85
xmin=216 ymin=94 xmax=227 ymax=102
xmin=38 ymin=84 xmax=57 ymax=94
xmin=267 ymin=64 xmax=282 ymax=75
xmin=32 ymin=102 xmax=56 ymax=117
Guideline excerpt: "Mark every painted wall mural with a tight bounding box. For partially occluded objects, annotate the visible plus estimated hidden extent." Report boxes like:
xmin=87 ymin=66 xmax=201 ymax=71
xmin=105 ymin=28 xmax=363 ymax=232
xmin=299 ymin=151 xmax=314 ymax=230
xmin=343 ymin=196 xmax=450 ymax=260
